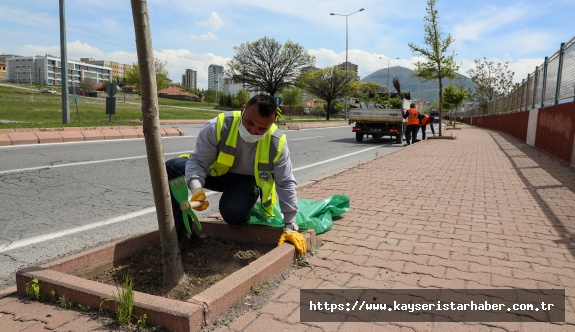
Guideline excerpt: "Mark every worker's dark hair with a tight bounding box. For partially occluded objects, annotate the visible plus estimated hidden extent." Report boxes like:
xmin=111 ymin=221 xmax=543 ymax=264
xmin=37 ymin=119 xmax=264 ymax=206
xmin=245 ymin=94 xmax=278 ymax=118
xmin=410 ymin=103 xmax=416 ymax=108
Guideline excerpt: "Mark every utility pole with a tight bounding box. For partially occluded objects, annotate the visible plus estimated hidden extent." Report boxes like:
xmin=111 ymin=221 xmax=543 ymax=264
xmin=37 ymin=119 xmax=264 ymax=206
xmin=29 ymin=65 xmax=33 ymax=101
xmin=59 ymin=0 xmax=70 ymax=124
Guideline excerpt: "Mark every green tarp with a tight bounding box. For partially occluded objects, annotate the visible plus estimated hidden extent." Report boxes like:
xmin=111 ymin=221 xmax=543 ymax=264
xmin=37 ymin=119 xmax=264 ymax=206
xmin=247 ymin=194 xmax=350 ymax=234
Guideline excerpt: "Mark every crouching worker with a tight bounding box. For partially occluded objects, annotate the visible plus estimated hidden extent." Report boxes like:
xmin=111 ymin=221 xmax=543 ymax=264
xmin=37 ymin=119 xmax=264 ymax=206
xmin=419 ymin=113 xmax=436 ymax=140
xmin=165 ymin=94 xmax=306 ymax=255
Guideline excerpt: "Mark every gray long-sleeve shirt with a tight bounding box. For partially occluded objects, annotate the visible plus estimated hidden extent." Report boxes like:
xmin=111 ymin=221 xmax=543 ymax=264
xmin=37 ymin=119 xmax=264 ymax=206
xmin=185 ymin=117 xmax=298 ymax=224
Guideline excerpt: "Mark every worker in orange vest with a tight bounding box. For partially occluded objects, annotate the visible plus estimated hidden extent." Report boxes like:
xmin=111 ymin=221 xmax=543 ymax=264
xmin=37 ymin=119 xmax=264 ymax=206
xmin=419 ymin=114 xmax=436 ymax=140
xmin=402 ymin=103 xmax=420 ymax=145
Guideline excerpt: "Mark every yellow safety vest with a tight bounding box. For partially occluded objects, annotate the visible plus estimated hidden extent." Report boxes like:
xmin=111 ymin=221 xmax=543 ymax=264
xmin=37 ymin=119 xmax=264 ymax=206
xmin=210 ymin=111 xmax=286 ymax=216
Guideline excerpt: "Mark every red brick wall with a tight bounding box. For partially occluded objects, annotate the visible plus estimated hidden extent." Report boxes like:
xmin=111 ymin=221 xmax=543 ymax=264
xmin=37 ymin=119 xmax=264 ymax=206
xmin=535 ymin=102 xmax=575 ymax=164
xmin=465 ymin=111 xmax=529 ymax=142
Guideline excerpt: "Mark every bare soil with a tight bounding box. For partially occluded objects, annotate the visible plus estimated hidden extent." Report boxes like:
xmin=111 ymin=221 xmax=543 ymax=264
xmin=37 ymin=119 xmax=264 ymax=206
xmin=83 ymin=234 xmax=275 ymax=301
xmin=77 ymin=233 xmax=300 ymax=331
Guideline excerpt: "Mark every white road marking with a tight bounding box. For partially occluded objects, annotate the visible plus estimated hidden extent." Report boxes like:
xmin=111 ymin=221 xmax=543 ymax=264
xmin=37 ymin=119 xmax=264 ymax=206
xmin=293 ymin=145 xmax=383 ymax=171
xmin=289 ymin=136 xmax=323 ymax=141
xmin=0 ymin=150 xmax=193 ymax=175
xmin=0 ymin=127 xmax=383 ymax=253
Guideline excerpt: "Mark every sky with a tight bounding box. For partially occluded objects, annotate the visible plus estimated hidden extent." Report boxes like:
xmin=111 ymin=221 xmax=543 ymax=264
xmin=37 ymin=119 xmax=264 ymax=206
xmin=1 ymin=0 xmax=574 ymax=91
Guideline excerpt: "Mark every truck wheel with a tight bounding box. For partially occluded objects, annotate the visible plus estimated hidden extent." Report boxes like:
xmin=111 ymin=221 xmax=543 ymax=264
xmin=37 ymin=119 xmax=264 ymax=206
xmin=395 ymin=134 xmax=402 ymax=143
xmin=356 ymin=132 xmax=364 ymax=142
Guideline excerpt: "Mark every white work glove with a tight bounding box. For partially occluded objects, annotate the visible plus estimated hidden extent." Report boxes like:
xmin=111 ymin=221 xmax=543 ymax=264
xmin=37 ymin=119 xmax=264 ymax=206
xmin=283 ymin=222 xmax=299 ymax=232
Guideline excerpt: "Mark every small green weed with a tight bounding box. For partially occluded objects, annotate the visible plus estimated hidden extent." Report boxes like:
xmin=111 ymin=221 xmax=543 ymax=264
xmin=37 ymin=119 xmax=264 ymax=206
xmin=294 ymin=255 xmax=311 ymax=268
xmin=58 ymin=295 xmax=74 ymax=309
xmin=114 ymin=273 xmax=135 ymax=326
xmin=77 ymin=303 xmax=92 ymax=311
xmin=137 ymin=313 xmax=148 ymax=328
xmin=251 ymin=281 xmax=270 ymax=296
xmin=25 ymin=278 xmax=43 ymax=301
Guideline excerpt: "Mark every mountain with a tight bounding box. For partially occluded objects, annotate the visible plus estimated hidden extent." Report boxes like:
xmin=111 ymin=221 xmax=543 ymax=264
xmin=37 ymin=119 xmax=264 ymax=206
xmin=361 ymin=66 xmax=476 ymax=104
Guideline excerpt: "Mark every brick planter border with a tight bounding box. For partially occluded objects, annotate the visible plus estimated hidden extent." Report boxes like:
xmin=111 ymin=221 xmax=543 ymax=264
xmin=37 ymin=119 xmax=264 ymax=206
xmin=16 ymin=218 xmax=315 ymax=331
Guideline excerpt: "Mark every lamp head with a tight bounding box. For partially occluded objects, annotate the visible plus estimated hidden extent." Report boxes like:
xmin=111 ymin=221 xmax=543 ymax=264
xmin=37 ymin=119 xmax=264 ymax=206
xmin=359 ymin=8 xmax=364 ymax=11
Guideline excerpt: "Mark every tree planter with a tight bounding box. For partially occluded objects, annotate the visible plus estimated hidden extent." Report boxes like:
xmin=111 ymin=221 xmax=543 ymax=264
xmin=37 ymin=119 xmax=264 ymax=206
xmin=428 ymin=135 xmax=456 ymax=140
xmin=16 ymin=217 xmax=315 ymax=331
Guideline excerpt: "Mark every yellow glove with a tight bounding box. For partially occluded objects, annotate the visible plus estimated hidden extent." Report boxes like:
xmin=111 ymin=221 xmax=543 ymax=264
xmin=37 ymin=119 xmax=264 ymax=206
xmin=191 ymin=186 xmax=209 ymax=211
xmin=278 ymin=230 xmax=307 ymax=255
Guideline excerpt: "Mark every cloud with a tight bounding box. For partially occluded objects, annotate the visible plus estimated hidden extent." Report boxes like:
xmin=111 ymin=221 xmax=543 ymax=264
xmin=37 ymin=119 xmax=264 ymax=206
xmin=452 ymin=5 xmax=526 ymax=43
xmin=189 ymin=32 xmax=219 ymax=41
xmin=196 ymin=12 xmax=224 ymax=31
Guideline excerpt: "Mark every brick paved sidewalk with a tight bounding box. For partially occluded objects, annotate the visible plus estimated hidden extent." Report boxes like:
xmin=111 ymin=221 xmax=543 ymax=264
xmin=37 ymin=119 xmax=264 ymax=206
xmin=2 ymin=124 xmax=575 ymax=331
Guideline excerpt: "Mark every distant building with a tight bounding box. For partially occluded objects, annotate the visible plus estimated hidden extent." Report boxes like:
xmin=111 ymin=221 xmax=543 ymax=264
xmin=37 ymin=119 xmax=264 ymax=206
xmin=6 ymin=55 xmax=112 ymax=87
xmin=158 ymin=86 xmax=200 ymax=101
xmin=222 ymin=77 xmax=258 ymax=98
xmin=208 ymin=64 xmax=224 ymax=92
xmin=412 ymin=99 xmax=430 ymax=113
xmin=0 ymin=61 xmax=6 ymax=82
xmin=80 ymin=57 xmax=132 ymax=81
xmin=335 ymin=61 xmax=360 ymax=81
xmin=0 ymin=54 xmax=19 ymax=63
xmin=182 ymin=69 xmax=197 ymax=89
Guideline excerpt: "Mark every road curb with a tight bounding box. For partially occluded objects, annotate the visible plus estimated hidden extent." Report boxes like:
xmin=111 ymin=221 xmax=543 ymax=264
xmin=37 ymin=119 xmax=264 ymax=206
xmin=0 ymin=126 xmax=184 ymax=146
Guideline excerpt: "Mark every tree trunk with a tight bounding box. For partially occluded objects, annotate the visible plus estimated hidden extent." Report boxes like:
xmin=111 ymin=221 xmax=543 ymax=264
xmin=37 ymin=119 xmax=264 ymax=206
xmin=438 ymin=78 xmax=443 ymax=137
xmin=130 ymin=0 xmax=184 ymax=287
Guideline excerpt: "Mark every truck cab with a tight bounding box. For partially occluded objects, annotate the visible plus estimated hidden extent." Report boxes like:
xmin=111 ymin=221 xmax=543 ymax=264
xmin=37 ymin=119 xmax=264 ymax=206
xmin=429 ymin=109 xmax=439 ymax=123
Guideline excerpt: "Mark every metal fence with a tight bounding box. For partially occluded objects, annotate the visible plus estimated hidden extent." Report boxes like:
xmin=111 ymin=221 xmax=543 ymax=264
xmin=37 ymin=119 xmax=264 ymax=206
xmin=466 ymin=35 xmax=575 ymax=116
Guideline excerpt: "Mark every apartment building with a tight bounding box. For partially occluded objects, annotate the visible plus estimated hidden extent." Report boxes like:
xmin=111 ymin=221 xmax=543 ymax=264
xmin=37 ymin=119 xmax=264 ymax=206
xmin=208 ymin=64 xmax=224 ymax=92
xmin=182 ymin=69 xmax=197 ymax=89
xmin=335 ymin=61 xmax=360 ymax=81
xmin=6 ymin=55 xmax=112 ymax=86
xmin=81 ymin=57 xmax=132 ymax=80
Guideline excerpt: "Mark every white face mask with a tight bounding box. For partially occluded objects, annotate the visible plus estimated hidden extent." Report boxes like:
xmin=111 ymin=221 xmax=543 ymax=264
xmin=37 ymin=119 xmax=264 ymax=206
xmin=239 ymin=121 xmax=266 ymax=143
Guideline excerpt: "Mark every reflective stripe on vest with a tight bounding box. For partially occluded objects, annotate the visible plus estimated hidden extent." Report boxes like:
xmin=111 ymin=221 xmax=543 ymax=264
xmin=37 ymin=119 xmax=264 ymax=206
xmin=407 ymin=108 xmax=419 ymax=125
xmin=210 ymin=111 xmax=285 ymax=216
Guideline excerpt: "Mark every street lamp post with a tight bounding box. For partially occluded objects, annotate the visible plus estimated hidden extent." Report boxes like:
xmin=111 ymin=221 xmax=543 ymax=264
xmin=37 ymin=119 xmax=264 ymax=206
xmin=330 ymin=8 xmax=365 ymax=120
xmin=29 ymin=65 xmax=33 ymax=101
xmin=379 ymin=57 xmax=399 ymax=109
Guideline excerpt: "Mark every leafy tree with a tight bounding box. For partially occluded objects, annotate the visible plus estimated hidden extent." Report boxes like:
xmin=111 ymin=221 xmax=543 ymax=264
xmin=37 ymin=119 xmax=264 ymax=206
xmin=80 ymin=78 xmax=97 ymax=94
xmin=408 ymin=0 xmax=459 ymax=137
xmin=124 ymin=58 xmax=170 ymax=91
xmin=235 ymin=89 xmax=250 ymax=108
xmin=203 ymin=89 xmax=217 ymax=103
xmin=349 ymin=81 xmax=385 ymax=104
xmin=280 ymin=87 xmax=303 ymax=119
xmin=296 ymin=67 xmax=355 ymax=120
xmin=443 ymin=83 xmax=468 ymax=126
xmin=226 ymin=37 xmax=315 ymax=97
xmin=467 ymin=57 xmax=514 ymax=114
